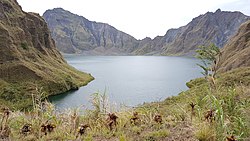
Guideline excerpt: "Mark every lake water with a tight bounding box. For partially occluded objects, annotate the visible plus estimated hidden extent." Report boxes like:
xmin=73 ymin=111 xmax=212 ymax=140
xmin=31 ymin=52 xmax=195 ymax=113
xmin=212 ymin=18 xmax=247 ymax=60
xmin=49 ymin=56 xmax=202 ymax=110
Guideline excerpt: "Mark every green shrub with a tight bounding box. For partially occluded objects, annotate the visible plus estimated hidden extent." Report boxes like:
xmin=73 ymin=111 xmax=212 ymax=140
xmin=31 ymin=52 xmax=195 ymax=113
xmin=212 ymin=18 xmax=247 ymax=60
xmin=20 ymin=42 xmax=28 ymax=50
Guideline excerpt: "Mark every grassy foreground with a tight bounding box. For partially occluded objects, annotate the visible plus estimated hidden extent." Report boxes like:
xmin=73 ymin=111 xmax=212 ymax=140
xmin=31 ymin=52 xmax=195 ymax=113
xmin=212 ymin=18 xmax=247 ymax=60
xmin=0 ymin=67 xmax=250 ymax=141
xmin=0 ymin=59 xmax=94 ymax=110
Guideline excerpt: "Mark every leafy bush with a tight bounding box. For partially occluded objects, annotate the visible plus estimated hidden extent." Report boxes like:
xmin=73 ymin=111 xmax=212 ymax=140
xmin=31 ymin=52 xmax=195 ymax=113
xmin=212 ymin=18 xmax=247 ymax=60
xmin=196 ymin=43 xmax=220 ymax=77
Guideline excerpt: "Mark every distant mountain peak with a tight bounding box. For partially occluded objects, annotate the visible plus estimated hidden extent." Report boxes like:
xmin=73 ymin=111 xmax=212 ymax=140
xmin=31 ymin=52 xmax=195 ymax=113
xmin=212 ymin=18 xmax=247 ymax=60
xmin=43 ymin=8 xmax=250 ymax=56
xmin=43 ymin=8 xmax=139 ymax=54
xmin=159 ymin=9 xmax=250 ymax=55
xmin=215 ymin=8 xmax=222 ymax=13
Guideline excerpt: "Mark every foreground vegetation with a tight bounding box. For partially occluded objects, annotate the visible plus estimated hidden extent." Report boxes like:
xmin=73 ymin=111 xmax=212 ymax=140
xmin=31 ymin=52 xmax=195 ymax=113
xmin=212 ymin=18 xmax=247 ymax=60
xmin=1 ymin=44 xmax=250 ymax=140
xmin=0 ymin=66 xmax=250 ymax=140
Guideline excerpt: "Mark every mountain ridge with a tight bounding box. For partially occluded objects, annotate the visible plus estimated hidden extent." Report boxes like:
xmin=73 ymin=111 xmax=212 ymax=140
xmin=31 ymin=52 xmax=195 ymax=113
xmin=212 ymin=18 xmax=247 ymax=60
xmin=43 ymin=8 xmax=250 ymax=55
xmin=43 ymin=8 xmax=139 ymax=55
xmin=155 ymin=9 xmax=250 ymax=55
xmin=0 ymin=0 xmax=93 ymax=109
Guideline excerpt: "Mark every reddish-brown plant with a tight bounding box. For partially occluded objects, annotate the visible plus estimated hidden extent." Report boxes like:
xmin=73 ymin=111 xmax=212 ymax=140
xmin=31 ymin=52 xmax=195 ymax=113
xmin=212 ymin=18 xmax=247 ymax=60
xmin=107 ymin=113 xmax=118 ymax=130
xmin=40 ymin=123 xmax=56 ymax=136
xmin=20 ymin=124 xmax=32 ymax=136
xmin=204 ymin=109 xmax=215 ymax=122
xmin=76 ymin=124 xmax=90 ymax=138
xmin=226 ymin=135 xmax=237 ymax=141
xmin=130 ymin=112 xmax=140 ymax=125
xmin=154 ymin=114 xmax=162 ymax=124
xmin=190 ymin=102 xmax=196 ymax=121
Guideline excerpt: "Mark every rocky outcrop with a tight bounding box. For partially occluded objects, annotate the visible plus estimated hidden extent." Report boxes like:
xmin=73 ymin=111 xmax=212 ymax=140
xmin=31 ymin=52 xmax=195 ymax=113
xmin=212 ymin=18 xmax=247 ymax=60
xmin=217 ymin=20 xmax=250 ymax=73
xmin=160 ymin=9 xmax=250 ymax=55
xmin=0 ymin=0 xmax=93 ymax=109
xmin=43 ymin=8 xmax=139 ymax=55
xmin=43 ymin=8 xmax=249 ymax=56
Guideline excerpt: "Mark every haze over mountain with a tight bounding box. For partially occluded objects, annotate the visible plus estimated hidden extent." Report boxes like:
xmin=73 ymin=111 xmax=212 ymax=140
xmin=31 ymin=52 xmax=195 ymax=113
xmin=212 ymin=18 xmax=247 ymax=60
xmin=43 ymin=8 xmax=249 ymax=55
xmin=0 ymin=0 xmax=93 ymax=109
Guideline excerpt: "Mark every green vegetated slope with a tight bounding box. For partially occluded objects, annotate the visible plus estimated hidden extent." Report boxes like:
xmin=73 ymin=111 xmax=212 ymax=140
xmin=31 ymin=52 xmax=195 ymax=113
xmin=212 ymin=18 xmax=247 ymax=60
xmin=217 ymin=20 xmax=250 ymax=73
xmin=43 ymin=8 xmax=249 ymax=56
xmin=141 ymin=20 xmax=250 ymax=140
xmin=1 ymin=20 xmax=250 ymax=140
xmin=0 ymin=0 xmax=94 ymax=110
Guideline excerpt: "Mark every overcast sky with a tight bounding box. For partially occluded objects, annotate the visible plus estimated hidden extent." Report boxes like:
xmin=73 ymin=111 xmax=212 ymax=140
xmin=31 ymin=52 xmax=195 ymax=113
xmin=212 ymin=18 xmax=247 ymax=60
xmin=17 ymin=0 xmax=250 ymax=40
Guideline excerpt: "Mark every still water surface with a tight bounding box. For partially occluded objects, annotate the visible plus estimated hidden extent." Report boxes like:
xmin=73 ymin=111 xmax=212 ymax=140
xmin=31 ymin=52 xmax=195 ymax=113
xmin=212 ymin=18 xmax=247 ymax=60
xmin=49 ymin=56 xmax=202 ymax=110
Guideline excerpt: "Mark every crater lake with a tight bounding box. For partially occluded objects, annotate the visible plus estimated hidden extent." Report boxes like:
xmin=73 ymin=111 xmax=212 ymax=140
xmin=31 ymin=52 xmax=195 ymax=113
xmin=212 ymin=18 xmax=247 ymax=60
xmin=49 ymin=56 xmax=202 ymax=110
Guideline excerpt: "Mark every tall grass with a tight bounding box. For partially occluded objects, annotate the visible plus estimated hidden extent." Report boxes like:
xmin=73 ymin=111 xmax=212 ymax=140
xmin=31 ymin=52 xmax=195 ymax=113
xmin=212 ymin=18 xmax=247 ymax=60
xmin=193 ymin=85 xmax=250 ymax=141
xmin=1 ymin=68 xmax=250 ymax=140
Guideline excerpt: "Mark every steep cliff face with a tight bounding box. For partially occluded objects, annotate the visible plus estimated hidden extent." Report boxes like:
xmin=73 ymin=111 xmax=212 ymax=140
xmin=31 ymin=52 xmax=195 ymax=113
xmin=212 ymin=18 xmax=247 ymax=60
xmin=160 ymin=9 xmax=250 ymax=55
xmin=43 ymin=8 xmax=139 ymax=55
xmin=0 ymin=0 xmax=93 ymax=109
xmin=44 ymin=8 xmax=249 ymax=56
xmin=133 ymin=29 xmax=179 ymax=55
xmin=136 ymin=9 xmax=249 ymax=55
xmin=217 ymin=20 xmax=250 ymax=73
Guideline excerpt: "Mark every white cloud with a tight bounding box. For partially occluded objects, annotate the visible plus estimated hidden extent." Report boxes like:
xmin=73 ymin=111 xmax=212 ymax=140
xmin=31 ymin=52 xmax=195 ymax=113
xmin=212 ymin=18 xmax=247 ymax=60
xmin=17 ymin=0 xmax=250 ymax=39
